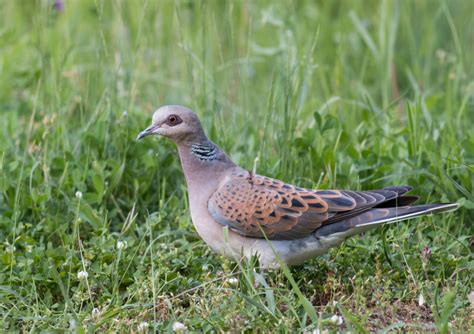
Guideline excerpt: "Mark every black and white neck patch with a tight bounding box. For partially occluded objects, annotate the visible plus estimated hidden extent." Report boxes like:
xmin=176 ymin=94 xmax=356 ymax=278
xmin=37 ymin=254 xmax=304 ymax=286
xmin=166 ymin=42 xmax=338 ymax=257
xmin=191 ymin=143 xmax=218 ymax=161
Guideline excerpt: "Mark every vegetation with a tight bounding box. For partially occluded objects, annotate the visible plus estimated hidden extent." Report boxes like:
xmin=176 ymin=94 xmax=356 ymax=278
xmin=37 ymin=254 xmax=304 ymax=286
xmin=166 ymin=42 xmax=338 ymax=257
xmin=0 ymin=0 xmax=472 ymax=332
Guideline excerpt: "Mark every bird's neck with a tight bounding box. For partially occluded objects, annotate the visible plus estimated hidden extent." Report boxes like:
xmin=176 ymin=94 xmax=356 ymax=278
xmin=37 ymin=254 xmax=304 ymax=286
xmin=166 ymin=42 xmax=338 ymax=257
xmin=176 ymin=138 xmax=236 ymax=198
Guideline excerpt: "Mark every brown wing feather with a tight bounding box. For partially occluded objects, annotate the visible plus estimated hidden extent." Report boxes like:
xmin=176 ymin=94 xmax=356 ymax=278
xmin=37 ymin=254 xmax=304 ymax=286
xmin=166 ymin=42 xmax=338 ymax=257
xmin=209 ymin=171 xmax=354 ymax=240
xmin=208 ymin=170 xmax=412 ymax=240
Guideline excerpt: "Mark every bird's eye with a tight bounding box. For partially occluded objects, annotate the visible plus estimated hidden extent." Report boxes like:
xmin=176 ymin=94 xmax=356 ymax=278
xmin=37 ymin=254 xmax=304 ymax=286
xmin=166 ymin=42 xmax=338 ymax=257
xmin=166 ymin=115 xmax=182 ymax=126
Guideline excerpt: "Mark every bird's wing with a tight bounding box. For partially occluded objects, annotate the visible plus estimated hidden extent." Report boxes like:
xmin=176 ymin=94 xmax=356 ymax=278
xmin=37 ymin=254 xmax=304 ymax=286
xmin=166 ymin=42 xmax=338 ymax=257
xmin=208 ymin=170 xmax=409 ymax=240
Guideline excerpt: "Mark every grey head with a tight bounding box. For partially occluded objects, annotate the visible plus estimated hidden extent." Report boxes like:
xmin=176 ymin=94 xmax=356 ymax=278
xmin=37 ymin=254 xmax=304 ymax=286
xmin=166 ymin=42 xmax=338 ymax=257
xmin=137 ymin=105 xmax=236 ymax=167
xmin=137 ymin=105 xmax=207 ymax=143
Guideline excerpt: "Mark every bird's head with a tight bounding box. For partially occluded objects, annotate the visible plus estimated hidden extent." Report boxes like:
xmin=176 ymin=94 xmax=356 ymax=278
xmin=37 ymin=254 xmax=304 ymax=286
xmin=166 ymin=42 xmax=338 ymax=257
xmin=137 ymin=105 xmax=206 ymax=143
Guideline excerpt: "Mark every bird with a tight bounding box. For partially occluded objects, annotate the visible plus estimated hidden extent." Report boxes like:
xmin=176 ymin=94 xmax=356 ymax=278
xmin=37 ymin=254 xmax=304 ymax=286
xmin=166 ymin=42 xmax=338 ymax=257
xmin=137 ymin=105 xmax=459 ymax=268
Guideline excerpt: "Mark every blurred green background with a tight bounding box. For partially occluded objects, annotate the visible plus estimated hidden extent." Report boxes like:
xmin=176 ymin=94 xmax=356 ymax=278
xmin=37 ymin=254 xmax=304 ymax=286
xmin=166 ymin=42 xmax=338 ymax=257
xmin=0 ymin=0 xmax=472 ymax=332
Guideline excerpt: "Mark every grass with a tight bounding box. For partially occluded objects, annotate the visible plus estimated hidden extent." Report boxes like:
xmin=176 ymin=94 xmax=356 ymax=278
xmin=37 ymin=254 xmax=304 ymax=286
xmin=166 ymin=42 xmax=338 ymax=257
xmin=0 ymin=0 xmax=473 ymax=332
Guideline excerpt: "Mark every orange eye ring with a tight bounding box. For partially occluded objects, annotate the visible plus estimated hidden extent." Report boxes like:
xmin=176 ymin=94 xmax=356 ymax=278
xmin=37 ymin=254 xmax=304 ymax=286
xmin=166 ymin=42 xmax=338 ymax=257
xmin=166 ymin=114 xmax=182 ymax=126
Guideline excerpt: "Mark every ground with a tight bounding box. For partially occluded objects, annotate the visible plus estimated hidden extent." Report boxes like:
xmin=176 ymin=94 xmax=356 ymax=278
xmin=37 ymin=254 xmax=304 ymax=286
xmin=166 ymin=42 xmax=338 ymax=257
xmin=0 ymin=1 xmax=473 ymax=332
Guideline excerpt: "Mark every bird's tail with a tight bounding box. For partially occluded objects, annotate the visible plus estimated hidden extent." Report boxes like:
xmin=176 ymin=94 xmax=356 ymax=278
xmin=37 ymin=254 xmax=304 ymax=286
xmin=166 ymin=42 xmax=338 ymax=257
xmin=314 ymin=203 xmax=459 ymax=238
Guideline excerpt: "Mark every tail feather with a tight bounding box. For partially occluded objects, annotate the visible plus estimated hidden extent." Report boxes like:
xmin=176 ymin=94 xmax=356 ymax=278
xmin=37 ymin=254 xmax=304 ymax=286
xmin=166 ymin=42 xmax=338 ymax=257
xmin=314 ymin=203 xmax=459 ymax=237
xmin=355 ymin=203 xmax=459 ymax=227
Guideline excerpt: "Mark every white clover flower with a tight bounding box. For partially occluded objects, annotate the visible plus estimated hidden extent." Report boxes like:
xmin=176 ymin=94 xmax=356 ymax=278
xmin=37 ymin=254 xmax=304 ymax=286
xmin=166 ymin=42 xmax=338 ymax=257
xmin=227 ymin=277 xmax=239 ymax=285
xmin=92 ymin=307 xmax=100 ymax=318
xmin=6 ymin=245 xmax=16 ymax=252
xmin=330 ymin=315 xmax=344 ymax=325
xmin=117 ymin=240 xmax=127 ymax=250
xmin=138 ymin=321 xmax=149 ymax=331
xmin=172 ymin=321 xmax=187 ymax=332
xmin=75 ymin=191 xmax=83 ymax=199
xmin=418 ymin=293 xmax=425 ymax=306
xmin=77 ymin=270 xmax=88 ymax=280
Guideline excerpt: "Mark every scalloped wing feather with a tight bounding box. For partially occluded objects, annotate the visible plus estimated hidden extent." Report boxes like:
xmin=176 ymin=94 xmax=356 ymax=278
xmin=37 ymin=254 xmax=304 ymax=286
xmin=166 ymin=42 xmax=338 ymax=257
xmin=208 ymin=170 xmax=416 ymax=240
xmin=208 ymin=171 xmax=365 ymax=240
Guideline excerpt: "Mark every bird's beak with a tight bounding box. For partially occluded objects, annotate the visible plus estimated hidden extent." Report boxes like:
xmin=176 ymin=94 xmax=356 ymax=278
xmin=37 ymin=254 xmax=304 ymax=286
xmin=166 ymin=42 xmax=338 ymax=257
xmin=136 ymin=124 xmax=159 ymax=140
